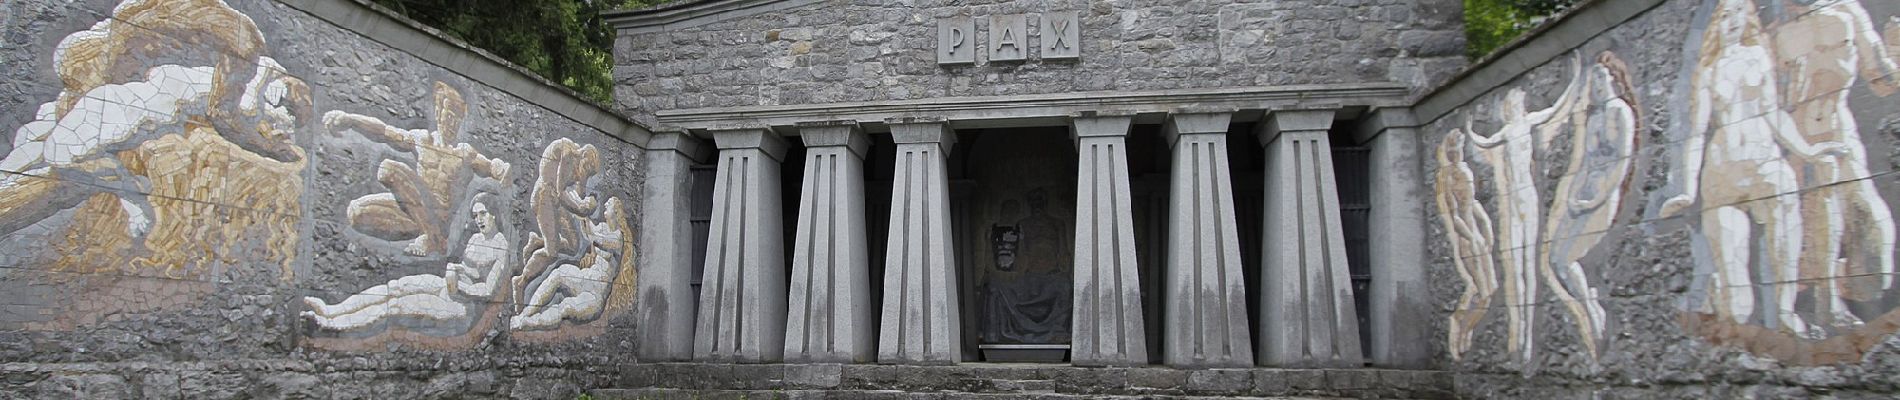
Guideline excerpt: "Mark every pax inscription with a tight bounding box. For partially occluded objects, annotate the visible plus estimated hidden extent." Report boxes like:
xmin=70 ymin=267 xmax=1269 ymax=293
xmin=936 ymin=12 xmax=1080 ymax=65
xmin=937 ymin=16 xmax=975 ymax=65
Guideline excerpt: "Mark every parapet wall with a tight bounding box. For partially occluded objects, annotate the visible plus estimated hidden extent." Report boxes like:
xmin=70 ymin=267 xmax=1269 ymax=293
xmin=1416 ymin=0 xmax=1900 ymax=396
xmin=0 ymin=0 xmax=649 ymax=397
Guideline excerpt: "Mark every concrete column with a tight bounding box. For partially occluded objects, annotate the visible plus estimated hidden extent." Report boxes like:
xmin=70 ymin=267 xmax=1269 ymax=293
xmin=1161 ymin=112 xmax=1255 ymax=368
xmin=1069 ymin=115 xmax=1149 ymax=366
xmin=694 ymin=128 xmax=789 ymax=363
xmin=877 ymin=119 xmax=960 ymax=365
xmin=1256 ymin=109 xmax=1363 ymax=368
xmin=1357 ymin=109 xmax=1431 ymax=368
xmin=636 ymin=132 xmax=713 ymax=362
xmin=784 ymin=121 xmax=875 ymax=363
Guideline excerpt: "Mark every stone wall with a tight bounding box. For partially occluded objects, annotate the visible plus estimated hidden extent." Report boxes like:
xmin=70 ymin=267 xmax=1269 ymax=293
xmin=610 ymin=0 xmax=1466 ymax=125
xmin=1418 ymin=0 xmax=1900 ymax=396
xmin=0 ymin=0 xmax=649 ymax=398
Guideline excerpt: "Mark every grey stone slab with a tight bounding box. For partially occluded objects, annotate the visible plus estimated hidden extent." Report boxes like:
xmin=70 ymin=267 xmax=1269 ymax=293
xmin=1160 ymin=112 xmax=1254 ymax=368
xmin=936 ymin=17 xmax=976 ymax=65
xmin=1362 ymin=119 xmax=1433 ymax=369
xmin=1067 ymin=116 xmax=1148 ymax=367
xmin=877 ymin=122 xmax=960 ymax=365
xmin=988 ymin=14 xmax=1028 ymax=62
xmin=638 ymin=132 xmax=710 ymax=362
xmin=1255 ymin=110 xmax=1363 ymax=369
xmin=1040 ymin=12 xmax=1081 ymax=60
xmin=694 ymin=129 xmax=791 ymax=363
xmin=784 ymin=123 xmax=876 ymax=364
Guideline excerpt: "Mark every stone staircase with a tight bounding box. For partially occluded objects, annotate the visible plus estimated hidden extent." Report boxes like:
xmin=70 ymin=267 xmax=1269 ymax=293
xmin=590 ymin=363 xmax=1454 ymax=399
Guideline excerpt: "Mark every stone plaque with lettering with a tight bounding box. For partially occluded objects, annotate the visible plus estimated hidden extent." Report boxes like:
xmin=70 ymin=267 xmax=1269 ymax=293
xmin=988 ymin=14 xmax=1027 ymax=62
xmin=1040 ymin=12 xmax=1079 ymax=60
xmin=937 ymin=16 xmax=975 ymax=65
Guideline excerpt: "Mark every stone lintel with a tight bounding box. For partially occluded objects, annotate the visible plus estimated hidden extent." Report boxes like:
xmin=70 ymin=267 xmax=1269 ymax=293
xmin=1163 ymin=112 xmax=1233 ymax=146
xmin=710 ymin=128 xmax=789 ymax=161
xmin=798 ymin=123 xmax=871 ymax=159
xmin=1258 ymin=109 xmax=1338 ymax=145
xmin=647 ymin=131 xmax=714 ymax=163
xmin=888 ymin=120 xmax=957 ymax=152
xmin=1070 ymin=115 xmax=1134 ymax=144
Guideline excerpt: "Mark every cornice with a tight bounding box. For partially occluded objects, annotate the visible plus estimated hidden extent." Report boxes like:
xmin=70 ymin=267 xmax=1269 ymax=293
xmin=605 ymin=0 xmax=827 ymax=34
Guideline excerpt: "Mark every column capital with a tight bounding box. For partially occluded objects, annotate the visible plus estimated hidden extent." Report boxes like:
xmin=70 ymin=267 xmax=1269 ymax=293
xmin=647 ymin=131 xmax=714 ymax=163
xmin=1163 ymin=112 xmax=1232 ymax=147
xmin=798 ymin=121 xmax=872 ymax=159
xmin=1258 ymin=109 xmax=1338 ymax=145
xmin=1350 ymin=107 xmax=1420 ymax=145
xmin=710 ymin=128 xmax=789 ymax=162
xmin=1070 ymin=114 xmax=1133 ymax=145
xmin=888 ymin=120 xmax=956 ymax=153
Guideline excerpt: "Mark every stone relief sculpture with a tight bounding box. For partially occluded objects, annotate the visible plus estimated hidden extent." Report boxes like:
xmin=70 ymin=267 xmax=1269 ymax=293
xmin=322 ymin=82 xmax=513 ymax=257
xmin=0 ymin=0 xmax=311 ymax=283
xmin=1437 ymin=51 xmax=1637 ymax=365
xmin=510 ymin=138 xmax=638 ymax=331
xmin=1435 ymin=132 xmax=1497 ymax=361
xmin=302 ymin=196 xmax=512 ymax=330
xmin=1659 ymin=0 xmax=1900 ymax=363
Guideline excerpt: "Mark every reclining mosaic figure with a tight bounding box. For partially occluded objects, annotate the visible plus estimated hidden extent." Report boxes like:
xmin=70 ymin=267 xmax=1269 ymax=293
xmin=302 ymin=196 xmax=513 ymax=330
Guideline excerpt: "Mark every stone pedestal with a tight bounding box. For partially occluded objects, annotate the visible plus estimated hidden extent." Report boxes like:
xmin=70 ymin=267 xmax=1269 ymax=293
xmin=694 ymin=129 xmax=789 ymax=363
xmin=637 ymin=132 xmax=713 ymax=362
xmin=1256 ymin=109 xmax=1362 ymax=368
xmin=784 ymin=122 xmax=875 ymax=363
xmin=1358 ymin=110 xmax=1431 ymax=368
xmin=877 ymin=120 xmax=960 ymax=365
xmin=1069 ymin=115 xmax=1149 ymax=366
xmin=1161 ymin=112 xmax=1254 ymax=368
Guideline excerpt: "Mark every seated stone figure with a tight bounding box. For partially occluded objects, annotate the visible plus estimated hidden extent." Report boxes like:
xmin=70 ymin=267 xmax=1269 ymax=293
xmin=981 ymin=190 xmax=1073 ymax=344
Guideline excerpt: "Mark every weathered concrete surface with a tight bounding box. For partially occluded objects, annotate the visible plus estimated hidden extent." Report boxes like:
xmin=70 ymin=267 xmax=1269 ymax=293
xmin=1256 ymin=109 xmax=1363 ymax=368
xmin=1356 ymin=109 xmax=1433 ymax=369
xmin=695 ymin=129 xmax=790 ymax=363
xmin=878 ymin=121 xmax=962 ymax=365
xmin=1160 ymin=112 xmax=1255 ymax=368
xmin=638 ymin=132 xmax=712 ymax=362
xmin=784 ymin=122 xmax=876 ymax=363
xmin=1068 ymin=115 xmax=1148 ymax=367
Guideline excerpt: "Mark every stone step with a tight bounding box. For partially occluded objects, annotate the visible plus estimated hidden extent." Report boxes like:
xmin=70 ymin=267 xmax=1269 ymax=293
xmin=610 ymin=363 xmax=1454 ymax=399
xmin=592 ymin=388 xmax=1361 ymax=399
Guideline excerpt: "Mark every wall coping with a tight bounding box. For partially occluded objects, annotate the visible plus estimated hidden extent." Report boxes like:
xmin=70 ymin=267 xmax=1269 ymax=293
xmin=277 ymin=0 xmax=654 ymax=146
xmin=604 ymin=0 xmax=827 ymax=34
xmin=652 ymin=83 xmax=1411 ymax=134
xmin=1407 ymin=0 xmax=1671 ymax=127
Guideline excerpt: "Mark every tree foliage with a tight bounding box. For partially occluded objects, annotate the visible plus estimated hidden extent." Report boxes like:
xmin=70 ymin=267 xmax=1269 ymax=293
xmin=371 ymin=0 xmax=658 ymax=104
xmin=1464 ymin=0 xmax=1580 ymax=58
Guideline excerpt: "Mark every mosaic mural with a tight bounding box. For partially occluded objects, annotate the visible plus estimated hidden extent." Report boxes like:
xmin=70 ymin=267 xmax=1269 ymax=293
xmin=0 ymin=0 xmax=638 ymax=348
xmin=1435 ymin=0 xmax=1900 ymax=367
xmin=1664 ymin=0 xmax=1900 ymax=364
xmin=1436 ymin=51 xmax=1639 ymax=365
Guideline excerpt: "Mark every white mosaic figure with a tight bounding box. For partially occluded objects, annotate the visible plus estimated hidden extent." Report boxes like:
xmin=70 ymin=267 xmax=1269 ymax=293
xmin=303 ymin=200 xmax=511 ymax=331
xmin=1464 ymin=56 xmax=1581 ymax=363
xmin=1767 ymin=0 xmax=1900 ymax=328
xmin=1538 ymin=52 xmax=1640 ymax=358
xmin=324 ymin=83 xmax=512 ymax=257
xmin=1663 ymin=0 xmax=1845 ymax=337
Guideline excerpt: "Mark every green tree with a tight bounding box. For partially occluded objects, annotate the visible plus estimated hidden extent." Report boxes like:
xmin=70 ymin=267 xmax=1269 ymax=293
xmin=371 ymin=0 xmax=658 ymax=104
xmin=1464 ymin=0 xmax=1579 ymax=58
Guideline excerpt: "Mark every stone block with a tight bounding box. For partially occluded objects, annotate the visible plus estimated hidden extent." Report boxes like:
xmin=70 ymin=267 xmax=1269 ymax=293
xmin=784 ymin=364 xmax=844 ymax=388
xmin=1126 ymin=368 xmax=1187 ymax=390
xmin=1185 ymin=369 xmax=1252 ymax=394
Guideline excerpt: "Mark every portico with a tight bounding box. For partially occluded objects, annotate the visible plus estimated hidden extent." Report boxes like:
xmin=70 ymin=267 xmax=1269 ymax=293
xmin=634 ymin=84 xmax=1431 ymax=369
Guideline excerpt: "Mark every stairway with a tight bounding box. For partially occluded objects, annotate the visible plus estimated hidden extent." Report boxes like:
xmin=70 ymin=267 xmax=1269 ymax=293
xmin=590 ymin=363 xmax=1454 ymax=399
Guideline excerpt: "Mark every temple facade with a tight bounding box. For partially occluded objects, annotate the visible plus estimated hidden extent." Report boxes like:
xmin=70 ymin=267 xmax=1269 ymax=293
xmin=607 ymin=0 xmax=1463 ymax=368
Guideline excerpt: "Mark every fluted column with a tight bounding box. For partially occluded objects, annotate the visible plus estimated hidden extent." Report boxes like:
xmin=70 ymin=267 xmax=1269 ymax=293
xmin=637 ymin=132 xmax=713 ymax=362
xmin=1162 ymin=112 xmax=1254 ymax=368
xmin=877 ymin=119 xmax=960 ymax=365
xmin=784 ymin=121 xmax=874 ymax=363
xmin=1069 ymin=115 xmax=1149 ymax=366
xmin=1256 ymin=109 xmax=1363 ymax=368
xmin=694 ymin=128 xmax=789 ymax=363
